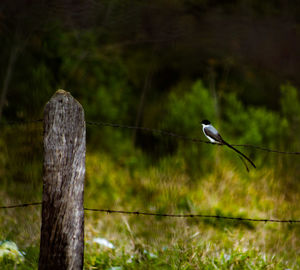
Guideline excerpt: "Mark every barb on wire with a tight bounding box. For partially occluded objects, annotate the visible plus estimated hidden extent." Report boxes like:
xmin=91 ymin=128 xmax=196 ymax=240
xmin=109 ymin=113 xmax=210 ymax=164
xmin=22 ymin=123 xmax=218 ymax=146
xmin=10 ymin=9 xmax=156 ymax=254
xmin=86 ymin=120 xmax=300 ymax=155
xmin=1 ymin=202 xmax=298 ymax=224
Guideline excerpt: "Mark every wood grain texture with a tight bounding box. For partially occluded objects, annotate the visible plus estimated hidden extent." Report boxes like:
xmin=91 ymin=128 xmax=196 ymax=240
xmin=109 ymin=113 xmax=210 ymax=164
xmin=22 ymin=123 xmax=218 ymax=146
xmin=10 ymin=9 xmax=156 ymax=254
xmin=39 ymin=90 xmax=86 ymax=270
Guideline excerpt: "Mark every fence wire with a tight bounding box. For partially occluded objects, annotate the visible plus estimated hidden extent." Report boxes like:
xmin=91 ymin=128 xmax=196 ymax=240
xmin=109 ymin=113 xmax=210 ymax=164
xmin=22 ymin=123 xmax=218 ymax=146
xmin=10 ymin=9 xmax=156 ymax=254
xmin=1 ymin=118 xmax=300 ymax=155
xmin=86 ymin=120 xmax=300 ymax=155
xmin=1 ymin=202 xmax=299 ymax=224
xmin=0 ymin=119 xmax=43 ymax=126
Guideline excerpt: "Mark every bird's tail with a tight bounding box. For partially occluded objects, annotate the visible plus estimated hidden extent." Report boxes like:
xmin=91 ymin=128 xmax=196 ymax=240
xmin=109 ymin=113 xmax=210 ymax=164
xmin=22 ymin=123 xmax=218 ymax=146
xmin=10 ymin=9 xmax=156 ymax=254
xmin=222 ymin=140 xmax=256 ymax=169
xmin=238 ymin=155 xmax=249 ymax=172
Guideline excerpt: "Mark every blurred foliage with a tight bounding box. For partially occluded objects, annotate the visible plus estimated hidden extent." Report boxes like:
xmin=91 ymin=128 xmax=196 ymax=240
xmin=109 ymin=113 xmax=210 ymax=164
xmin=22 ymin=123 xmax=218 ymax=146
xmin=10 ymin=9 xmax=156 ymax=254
xmin=280 ymin=83 xmax=300 ymax=146
xmin=163 ymin=80 xmax=216 ymax=134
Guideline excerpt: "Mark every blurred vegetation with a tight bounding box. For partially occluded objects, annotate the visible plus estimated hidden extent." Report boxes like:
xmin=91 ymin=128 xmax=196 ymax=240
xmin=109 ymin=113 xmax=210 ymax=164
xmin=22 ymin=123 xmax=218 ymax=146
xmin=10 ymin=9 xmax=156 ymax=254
xmin=0 ymin=0 xmax=300 ymax=269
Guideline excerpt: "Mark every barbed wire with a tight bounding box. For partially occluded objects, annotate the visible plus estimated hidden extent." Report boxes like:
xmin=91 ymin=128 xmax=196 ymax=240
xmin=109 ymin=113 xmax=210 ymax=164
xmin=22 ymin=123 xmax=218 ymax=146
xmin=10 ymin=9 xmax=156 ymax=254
xmin=231 ymin=144 xmax=300 ymax=155
xmin=1 ymin=118 xmax=300 ymax=155
xmin=84 ymin=208 xmax=300 ymax=223
xmin=1 ymin=202 xmax=299 ymax=224
xmin=0 ymin=202 xmax=42 ymax=208
xmin=86 ymin=120 xmax=300 ymax=155
xmin=0 ymin=119 xmax=43 ymax=126
xmin=86 ymin=120 xmax=211 ymax=144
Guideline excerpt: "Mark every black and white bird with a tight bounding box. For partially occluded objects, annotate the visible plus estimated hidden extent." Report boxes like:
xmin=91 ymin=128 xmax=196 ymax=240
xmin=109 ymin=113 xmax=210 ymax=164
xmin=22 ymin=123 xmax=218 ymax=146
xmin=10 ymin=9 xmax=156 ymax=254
xmin=201 ymin=120 xmax=256 ymax=170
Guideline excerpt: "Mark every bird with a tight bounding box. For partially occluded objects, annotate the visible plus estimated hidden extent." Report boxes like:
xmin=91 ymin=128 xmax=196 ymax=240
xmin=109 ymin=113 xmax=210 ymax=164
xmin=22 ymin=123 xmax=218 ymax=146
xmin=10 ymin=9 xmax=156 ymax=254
xmin=201 ymin=120 xmax=256 ymax=170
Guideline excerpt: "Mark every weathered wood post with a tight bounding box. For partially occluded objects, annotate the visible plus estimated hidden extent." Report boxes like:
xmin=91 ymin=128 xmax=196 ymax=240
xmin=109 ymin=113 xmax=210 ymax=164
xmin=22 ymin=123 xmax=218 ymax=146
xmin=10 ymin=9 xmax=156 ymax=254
xmin=39 ymin=90 xmax=86 ymax=270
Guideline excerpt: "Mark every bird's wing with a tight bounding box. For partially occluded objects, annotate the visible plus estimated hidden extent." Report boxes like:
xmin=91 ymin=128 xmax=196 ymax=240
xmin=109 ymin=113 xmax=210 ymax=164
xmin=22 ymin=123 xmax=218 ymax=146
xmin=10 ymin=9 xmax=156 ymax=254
xmin=204 ymin=127 xmax=223 ymax=143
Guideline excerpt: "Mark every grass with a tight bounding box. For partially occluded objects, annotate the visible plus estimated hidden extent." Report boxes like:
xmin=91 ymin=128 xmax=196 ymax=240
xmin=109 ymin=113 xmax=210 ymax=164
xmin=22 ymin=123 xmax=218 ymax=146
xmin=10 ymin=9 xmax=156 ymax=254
xmin=1 ymin=149 xmax=300 ymax=269
xmin=84 ymin=243 xmax=292 ymax=269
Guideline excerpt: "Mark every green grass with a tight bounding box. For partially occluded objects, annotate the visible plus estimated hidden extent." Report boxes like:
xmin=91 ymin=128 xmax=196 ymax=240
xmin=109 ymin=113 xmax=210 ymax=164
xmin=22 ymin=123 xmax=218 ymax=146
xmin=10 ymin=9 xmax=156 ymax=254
xmin=84 ymin=243 xmax=293 ymax=270
xmin=1 ymin=151 xmax=300 ymax=269
xmin=1 ymin=241 xmax=295 ymax=269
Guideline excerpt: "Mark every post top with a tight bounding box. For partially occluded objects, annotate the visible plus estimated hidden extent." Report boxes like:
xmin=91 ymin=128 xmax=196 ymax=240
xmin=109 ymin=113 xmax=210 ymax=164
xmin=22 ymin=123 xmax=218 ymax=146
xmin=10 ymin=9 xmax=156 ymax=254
xmin=46 ymin=89 xmax=83 ymax=111
xmin=55 ymin=89 xmax=70 ymax=96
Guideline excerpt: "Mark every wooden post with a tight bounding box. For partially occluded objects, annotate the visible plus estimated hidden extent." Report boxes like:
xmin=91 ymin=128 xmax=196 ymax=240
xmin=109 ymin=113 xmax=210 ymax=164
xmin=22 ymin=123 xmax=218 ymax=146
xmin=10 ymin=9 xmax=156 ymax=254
xmin=39 ymin=90 xmax=86 ymax=270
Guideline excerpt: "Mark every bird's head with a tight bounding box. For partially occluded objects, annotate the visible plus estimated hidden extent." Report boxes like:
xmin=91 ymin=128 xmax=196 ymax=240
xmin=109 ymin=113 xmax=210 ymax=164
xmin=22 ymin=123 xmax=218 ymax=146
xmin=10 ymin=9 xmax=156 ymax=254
xmin=201 ymin=119 xmax=211 ymax=126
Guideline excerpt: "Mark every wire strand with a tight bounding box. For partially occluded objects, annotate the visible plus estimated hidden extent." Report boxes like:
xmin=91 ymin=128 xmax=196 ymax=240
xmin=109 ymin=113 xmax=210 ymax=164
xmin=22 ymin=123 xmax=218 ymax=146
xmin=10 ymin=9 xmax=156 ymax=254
xmin=86 ymin=120 xmax=300 ymax=155
xmin=86 ymin=120 xmax=211 ymax=143
xmin=0 ymin=119 xmax=43 ymax=126
xmin=84 ymin=208 xmax=300 ymax=223
xmin=1 ymin=202 xmax=299 ymax=224
xmin=0 ymin=202 xmax=42 ymax=208
xmin=1 ymin=119 xmax=299 ymax=155
xmin=231 ymin=143 xmax=300 ymax=155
